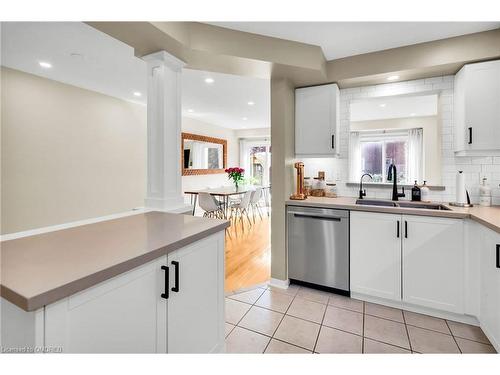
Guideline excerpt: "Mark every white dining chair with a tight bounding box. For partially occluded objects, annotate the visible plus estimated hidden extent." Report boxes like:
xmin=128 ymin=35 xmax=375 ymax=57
xmin=198 ymin=192 xmax=224 ymax=219
xmin=249 ymin=187 xmax=264 ymax=223
xmin=229 ymin=190 xmax=254 ymax=227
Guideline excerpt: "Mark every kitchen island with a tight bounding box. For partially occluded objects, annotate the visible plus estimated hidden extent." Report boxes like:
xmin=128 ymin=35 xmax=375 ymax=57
xmin=1 ymin=211 xmax=229 ymax=353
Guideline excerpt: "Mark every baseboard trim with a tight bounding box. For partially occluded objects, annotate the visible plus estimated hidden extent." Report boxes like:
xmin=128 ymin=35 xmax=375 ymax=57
xmin=351 ymin=292 xmax=480 ymax=326
xmin=481 ymin=322 xmax=500 ymax=353
xmin=269 ymin=278 xmax=290 ymax=289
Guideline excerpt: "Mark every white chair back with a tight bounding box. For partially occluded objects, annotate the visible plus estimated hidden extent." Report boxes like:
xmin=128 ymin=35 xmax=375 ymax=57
xmin=250 ymin=187 xmax=262 ymax=204
xmin=239 ymin=190 xmax=254 ymax=209
xmin=198 ymin=192 xmax=219 ymax=212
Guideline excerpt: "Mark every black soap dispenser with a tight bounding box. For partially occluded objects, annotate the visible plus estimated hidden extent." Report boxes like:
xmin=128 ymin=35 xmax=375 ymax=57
xmin=411 ymin=180 xmax=421 ymax=202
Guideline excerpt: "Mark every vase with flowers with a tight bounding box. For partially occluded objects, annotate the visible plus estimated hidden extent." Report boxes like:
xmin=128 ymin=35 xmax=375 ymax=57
xmin=225 ymin=167 xmax=245 ymax=189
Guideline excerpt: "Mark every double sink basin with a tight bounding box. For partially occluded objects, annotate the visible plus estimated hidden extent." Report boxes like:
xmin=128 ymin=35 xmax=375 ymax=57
xmin=355 ymin=199 xmax=451 ymax=211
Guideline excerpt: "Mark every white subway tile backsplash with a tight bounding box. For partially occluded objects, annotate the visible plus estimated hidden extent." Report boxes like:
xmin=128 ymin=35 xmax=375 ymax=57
xmin=441 ymin=127 xmax=452 ymax=135
xmin=425 ymin=77 xmax=443 ymax=84
xmin=481 ymin=164 xmax=500 ymax=173
xmin=441 ymin=142 xmax=453 ymax=150
xmin=457 ymin=165 xmax=482 ymax=173
xmin=455 ymin=157 xmax=472 ymax=165
xmin=471 ymin=157 xmax=493 ymax=165
xmin=441 ymin=134 xmax=453 ymax=143
xmin=433 ymin=81 xmax=453 ymax=90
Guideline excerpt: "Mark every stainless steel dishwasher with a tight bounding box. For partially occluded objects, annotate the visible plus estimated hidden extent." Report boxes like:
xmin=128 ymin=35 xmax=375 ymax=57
xmin=287 ymin=206 xmax=349 ymax=293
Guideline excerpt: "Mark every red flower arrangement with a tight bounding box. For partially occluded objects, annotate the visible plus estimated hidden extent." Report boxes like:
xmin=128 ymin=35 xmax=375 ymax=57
xmin=225 ymin=167 xmax=245 ymax=188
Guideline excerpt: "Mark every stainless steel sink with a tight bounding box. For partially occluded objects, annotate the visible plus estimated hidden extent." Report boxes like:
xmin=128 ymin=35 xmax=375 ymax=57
xmin=397 ymin=201 xmax=451 ymax=210
xmin=355 ymin=199 xmax=451 ymax=211
xmin=355 ymin=199 xmax=397 ymax=207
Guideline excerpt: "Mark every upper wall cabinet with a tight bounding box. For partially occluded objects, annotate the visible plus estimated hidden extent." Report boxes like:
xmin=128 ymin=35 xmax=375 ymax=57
xmin=454 ymin=60 xmax=500 ymax=155
xmin=295 ymin=83 xmax=340 ymax=157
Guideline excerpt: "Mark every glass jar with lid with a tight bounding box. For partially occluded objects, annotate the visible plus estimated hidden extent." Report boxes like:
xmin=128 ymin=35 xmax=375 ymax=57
xmin=303 ymin=177 xmax=312 ymax=196
xmin=325 ymin=183 xmax=337 ymax=198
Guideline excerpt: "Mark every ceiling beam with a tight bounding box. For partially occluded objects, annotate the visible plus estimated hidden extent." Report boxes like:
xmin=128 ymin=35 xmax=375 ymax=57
xmin=327 ymin=28 xmax=500 ymax=87
xmin=87 ymin=22 xmax=500 ymax=88
xmin=86 ymin=21 xmax=327 ymax=82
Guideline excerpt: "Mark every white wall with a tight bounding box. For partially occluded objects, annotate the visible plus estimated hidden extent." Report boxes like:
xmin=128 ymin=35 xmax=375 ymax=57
xmin=235 ymin=127 xmax=271 ymax=139
xmin=1 ymin=67 xmax=147 ymax=234
xmin=301 ymin=76 xmax=500 ymax=204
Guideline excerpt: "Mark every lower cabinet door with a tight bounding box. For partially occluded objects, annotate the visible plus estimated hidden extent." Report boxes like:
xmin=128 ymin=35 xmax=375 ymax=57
xmin=167 ymin=233 xmax=225 ymax=353
xmin=402 ymin=215 xmax=464 ymax=313
xmin=480 ymin=227 xmax=500 ymax=350
xmin=44 ymin=256 xmax=168 ymax=353
xmin=350 ymin=211 xmax=402 ymax=301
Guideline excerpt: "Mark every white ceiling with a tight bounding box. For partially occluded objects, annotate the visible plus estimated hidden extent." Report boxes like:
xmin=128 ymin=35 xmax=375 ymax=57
xmin=1 ymin=22 xmax=270 ymax=130
xmin=1 ymin=22 xmax=148 ymax=105
xmin=182 ymin=69 xmax=270 ymax=129
xmin=208 ymin=22 xmax=500 ymax=60
xmin=350 ymin=94 xmax=438 ymax=122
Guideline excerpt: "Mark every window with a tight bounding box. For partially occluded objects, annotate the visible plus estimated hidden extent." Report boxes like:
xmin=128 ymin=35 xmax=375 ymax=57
xmin=240 ymin=139 xmax=271 ymax=186
xmin=351 ymin=129 xmax=422 ymax=184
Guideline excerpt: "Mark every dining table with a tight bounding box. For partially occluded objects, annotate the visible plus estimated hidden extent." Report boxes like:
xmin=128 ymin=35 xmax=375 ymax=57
xmin=184 ymin=185 xmax=270 ymax=217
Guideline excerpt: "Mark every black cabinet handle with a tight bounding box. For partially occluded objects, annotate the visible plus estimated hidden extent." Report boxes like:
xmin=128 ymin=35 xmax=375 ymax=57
xmin=171 ymin=261 xmax=180 ymax=292
xmin=468 ymin=127 xmax=473 ymax=144
xmin=496 ymin=244 xmax=499 ymax=269
xmin=331 ymin=134 xmax=335 ymax=149
xmin=161 ymin=265 xmax=169 ymax=299
xmin=397 ymin=220 xmax=400 ymax=238
xmin=404 ymin=221 xmax=408 ymax=238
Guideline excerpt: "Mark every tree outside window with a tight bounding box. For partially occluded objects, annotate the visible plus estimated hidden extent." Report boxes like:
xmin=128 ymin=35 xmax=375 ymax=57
xmin=360 ymin=137 xmax=408 ymax=183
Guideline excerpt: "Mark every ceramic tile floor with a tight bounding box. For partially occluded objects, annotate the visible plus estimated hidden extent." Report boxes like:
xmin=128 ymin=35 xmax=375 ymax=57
xmin=224 ymin=284 xmax=497 ymax=354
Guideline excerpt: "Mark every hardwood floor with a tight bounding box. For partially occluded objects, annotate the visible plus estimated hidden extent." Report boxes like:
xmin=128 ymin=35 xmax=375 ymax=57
xmin=224 ymin=209 xmax=271 ymax=292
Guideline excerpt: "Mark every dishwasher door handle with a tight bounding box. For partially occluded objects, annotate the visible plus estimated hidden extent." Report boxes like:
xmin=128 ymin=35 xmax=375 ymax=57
xmin=292 ymin=213 xmax=342 ymax=221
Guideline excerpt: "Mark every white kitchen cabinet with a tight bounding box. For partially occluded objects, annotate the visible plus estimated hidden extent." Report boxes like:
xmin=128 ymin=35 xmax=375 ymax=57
xmin=350 ymin=211 xmax=402 ymax=301
xmin=402 ymin=216 xmax=464 ymax=313
xmin=454 ymin=60 xmax=500 ymax=153
xmin=167 ymin=234 xmax=225 ymax=353
xmin=295 ymin=83 xmax=340 ymax=157
xmin=479 ymin=226 xmax=500 ymax=351
xmin=7 ymin=232 xmax=225 ymax=353
xmin=350 ymin=211 xmax=465 ymax=314
xmin=44 ymin=256 xmax=168 ymax=353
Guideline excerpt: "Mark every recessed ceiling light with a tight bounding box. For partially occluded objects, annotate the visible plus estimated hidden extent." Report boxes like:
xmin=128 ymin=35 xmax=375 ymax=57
xmin=39 ymin=61 xmax=52 ymax=69
xmin=387 ymin=75 xmax=399 ymax=81
xmin=379 ymin=103 xmax=386 ymax=108
xmin=70 ymin=53 xmax=84 ymax=60
xmin=187 ymin=109 xmax=195 ymax=113
xmin=247 ymin=101 xmax=255 ymax=106
xmin=410 ymin=113 xmax=416 ymax=116
xmin=133 ymin=92 xmax=142 ymax=97
xmin=242 ymin=117 xmax=248 ymax=121
xmin=204 ymin=78 xmax=214 ymax=84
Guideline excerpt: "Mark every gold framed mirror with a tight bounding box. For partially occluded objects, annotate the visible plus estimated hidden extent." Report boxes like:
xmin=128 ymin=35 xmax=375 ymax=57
xmin=181 ymin=132 xmax=227 ymax=176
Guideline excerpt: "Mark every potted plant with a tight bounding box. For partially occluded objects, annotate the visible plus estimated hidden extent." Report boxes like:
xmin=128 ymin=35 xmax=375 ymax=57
xmin=225 ymin=167 xmax=245 ymax=189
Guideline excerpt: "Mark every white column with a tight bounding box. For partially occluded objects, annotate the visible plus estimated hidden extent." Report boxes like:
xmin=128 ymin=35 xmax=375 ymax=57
xmin=142 ymin=51 xmax=189 ymax=212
